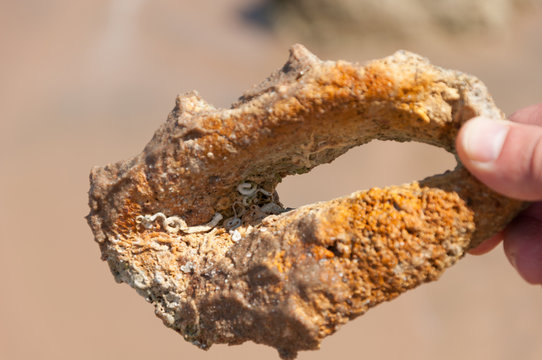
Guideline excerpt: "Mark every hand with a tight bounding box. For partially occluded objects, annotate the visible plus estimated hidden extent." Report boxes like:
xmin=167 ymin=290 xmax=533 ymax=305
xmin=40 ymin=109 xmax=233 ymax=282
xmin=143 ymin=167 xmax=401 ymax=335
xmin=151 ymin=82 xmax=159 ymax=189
xmin=456 ymin=103 xmax=542 ymax=285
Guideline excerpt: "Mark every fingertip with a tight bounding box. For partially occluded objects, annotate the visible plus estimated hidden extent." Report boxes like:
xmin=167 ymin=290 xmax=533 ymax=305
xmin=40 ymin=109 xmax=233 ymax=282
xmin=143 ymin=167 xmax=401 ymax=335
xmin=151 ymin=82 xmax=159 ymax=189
xmin=468 ymin=232 xmax=503 ymax=255
xmin=456 ymin=116 xmax=542 ymax=201
xmin=457 ymin=116 xmax=509 ymax=164
xmin=503 ymin=215 xmax=542 ymax=285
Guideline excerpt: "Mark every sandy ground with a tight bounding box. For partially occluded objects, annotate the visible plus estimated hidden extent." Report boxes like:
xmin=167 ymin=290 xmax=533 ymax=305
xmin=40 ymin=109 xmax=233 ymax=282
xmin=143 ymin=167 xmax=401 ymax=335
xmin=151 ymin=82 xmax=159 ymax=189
xmin=1 ymin=1 xmax=541 ymax=359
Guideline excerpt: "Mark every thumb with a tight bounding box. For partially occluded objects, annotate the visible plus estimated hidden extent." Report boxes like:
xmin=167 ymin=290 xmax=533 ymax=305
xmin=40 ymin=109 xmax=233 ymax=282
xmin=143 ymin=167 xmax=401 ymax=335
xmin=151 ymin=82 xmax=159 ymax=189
xmin=456 ymin=116 xmax=542 ymax=201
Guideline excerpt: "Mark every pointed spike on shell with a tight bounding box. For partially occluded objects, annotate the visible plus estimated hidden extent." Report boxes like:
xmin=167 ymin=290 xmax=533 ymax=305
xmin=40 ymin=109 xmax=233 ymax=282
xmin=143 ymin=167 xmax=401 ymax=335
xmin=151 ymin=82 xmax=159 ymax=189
xmin=287 ymin=43 xmax=320 ymax=66
xmin=174 ymin=90 xmax=215 ymax=115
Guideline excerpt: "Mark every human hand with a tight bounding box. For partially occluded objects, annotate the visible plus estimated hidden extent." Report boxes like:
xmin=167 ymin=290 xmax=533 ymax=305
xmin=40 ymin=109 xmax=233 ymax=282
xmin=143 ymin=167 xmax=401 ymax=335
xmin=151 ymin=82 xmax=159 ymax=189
xmin=455 ymin=103 xmax=542 ymax=284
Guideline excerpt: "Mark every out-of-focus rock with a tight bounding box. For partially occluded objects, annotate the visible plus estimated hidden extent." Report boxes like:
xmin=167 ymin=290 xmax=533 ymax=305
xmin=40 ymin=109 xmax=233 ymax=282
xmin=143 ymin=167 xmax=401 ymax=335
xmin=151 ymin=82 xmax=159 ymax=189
xmin=254 ymin=0 xmax=540 ymax=41
xmin=87 ymin=45 xmax=525 ymax=358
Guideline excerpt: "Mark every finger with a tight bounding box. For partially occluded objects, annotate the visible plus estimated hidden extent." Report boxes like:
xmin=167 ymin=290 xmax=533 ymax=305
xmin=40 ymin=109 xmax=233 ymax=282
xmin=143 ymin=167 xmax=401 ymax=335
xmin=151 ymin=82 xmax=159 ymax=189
xmin=468 ymin=203 xmax=542 ymax=255
xmin=456 ymin=116 xmax=542 ymax=201
xmin=503 ymin=209 xmax=542 ymax=284
xmin=520 ymin=201 xmax=542 ymax=220
xmin=468 ymin=232 xmax=503 ymax=255
xmin=509 ymin=103 xmax=542 ymax=126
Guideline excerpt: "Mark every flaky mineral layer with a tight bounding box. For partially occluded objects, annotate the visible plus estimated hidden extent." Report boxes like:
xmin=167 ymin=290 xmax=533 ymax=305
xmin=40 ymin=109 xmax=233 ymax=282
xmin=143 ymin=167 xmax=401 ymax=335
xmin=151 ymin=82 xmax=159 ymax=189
xmin=87 ymin=45 xmax=526 ymax=359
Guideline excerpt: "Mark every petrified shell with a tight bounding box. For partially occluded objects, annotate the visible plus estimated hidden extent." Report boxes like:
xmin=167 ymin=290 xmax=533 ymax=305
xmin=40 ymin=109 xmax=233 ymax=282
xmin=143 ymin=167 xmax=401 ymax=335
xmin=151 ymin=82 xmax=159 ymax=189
xmin=87 ymin=44 xmax=525 ymax=359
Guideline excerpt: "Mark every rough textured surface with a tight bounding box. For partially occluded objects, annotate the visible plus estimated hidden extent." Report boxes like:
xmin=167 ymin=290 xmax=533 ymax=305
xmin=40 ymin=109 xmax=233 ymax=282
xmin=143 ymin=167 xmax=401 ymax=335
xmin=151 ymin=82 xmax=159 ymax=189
xmin=87 ymin=45 xmax=526 ymax=359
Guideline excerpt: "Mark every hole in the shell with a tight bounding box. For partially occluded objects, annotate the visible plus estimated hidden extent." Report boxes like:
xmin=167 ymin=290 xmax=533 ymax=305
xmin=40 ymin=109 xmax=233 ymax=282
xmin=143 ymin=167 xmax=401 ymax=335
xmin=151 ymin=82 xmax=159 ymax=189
xmin=276 ymin=140 xmax=456 ymax=208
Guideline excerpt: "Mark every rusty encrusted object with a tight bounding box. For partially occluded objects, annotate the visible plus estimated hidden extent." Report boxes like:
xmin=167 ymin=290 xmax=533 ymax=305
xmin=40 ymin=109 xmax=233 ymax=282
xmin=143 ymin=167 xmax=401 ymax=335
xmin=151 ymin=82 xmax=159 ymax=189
xmin=87 ymin=44 xmax=526 ymax=359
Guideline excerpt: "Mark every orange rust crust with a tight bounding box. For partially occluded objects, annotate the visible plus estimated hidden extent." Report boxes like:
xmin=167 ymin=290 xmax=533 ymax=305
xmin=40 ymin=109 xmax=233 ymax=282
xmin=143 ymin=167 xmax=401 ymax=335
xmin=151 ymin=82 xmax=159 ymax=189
xmin=87 ymin=44 xmax=526 ymax=359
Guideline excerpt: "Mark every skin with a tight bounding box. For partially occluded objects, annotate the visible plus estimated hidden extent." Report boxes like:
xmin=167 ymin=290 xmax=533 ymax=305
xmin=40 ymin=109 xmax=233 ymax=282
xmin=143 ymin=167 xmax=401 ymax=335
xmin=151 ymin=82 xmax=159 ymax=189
xmin=456 ymin=103 xmax=542 ymax=285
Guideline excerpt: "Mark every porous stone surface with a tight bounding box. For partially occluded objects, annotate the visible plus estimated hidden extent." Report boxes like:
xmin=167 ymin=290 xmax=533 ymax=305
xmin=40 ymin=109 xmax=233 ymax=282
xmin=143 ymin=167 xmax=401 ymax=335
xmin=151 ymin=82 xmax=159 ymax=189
xmin=87 ymin=44 xmax=525 ymax=359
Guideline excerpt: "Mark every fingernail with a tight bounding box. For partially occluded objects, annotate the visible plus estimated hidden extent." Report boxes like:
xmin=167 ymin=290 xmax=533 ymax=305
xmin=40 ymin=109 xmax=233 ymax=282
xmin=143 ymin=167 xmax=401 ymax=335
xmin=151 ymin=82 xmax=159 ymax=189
xmin=461 ymin=117 xmax=510 ymax=163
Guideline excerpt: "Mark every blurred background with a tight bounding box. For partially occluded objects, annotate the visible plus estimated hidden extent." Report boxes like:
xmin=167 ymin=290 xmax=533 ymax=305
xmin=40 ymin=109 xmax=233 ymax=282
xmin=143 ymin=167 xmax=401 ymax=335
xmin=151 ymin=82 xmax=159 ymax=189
xmin=1 ymin=0 xmax=542 ymax=359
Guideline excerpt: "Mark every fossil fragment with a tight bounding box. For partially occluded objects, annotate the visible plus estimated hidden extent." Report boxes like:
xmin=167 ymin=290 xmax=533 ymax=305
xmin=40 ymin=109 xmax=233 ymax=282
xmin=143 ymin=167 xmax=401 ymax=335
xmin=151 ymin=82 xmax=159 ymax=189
xmin=87 ymin=44 xmax=526 ymax=359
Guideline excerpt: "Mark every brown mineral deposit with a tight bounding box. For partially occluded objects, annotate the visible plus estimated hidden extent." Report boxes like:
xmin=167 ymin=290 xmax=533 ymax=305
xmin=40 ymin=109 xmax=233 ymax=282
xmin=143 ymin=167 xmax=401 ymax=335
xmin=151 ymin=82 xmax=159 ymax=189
xmin=87 ymin=44 xmax=526 ymax=358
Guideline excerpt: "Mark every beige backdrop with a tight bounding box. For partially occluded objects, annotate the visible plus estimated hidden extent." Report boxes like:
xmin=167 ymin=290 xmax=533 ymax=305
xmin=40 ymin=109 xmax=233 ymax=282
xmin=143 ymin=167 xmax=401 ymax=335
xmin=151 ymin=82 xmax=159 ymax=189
xmin=1 ymin=1 xmax=541 ymax=359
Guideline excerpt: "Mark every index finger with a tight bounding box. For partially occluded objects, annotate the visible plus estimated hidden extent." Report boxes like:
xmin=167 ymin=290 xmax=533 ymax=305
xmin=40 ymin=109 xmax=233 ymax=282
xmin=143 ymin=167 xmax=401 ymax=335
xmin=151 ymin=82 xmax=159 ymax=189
xmin=509 ymin=103 xmax=542 ymax=126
